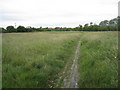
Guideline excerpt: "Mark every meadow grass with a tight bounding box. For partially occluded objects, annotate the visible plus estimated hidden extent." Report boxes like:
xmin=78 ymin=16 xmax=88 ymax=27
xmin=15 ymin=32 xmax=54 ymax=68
xmin=78 ymin=31 xmax=118 ymax=88
xmin=0 ymin=33 xmax=2 ymax=89
xmin=2 ymin=32 xmax=81 ymax=88
xmin=2 ymin=31 xmax=118 ymax=88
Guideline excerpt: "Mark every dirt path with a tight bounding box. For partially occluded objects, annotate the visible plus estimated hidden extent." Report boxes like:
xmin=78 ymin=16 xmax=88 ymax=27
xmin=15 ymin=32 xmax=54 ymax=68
xmin=62 ymin=41 xmax=80 ymax=88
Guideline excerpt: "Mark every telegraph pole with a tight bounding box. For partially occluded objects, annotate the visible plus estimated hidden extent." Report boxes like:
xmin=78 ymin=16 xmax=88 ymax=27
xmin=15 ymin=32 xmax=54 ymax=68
xmin=15 ymin=23 xmax=16 ymax=28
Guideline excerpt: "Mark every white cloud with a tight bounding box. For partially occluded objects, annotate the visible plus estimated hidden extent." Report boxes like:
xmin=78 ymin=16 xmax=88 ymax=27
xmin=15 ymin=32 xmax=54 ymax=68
xmin=0 ymin=0 xmax=119 ymax=28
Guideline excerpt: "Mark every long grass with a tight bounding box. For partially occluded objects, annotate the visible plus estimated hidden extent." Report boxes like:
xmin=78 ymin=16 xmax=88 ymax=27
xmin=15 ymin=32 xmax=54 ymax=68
xmin=2 ymin=32 xmax=80 ymax=88
xmin=2 ymin=31 xmax=118 ymax=88
xmin=0 ymin=33 xmax=2 ymax=89
xmin=78 ymin=31 xmax=118 ymax=88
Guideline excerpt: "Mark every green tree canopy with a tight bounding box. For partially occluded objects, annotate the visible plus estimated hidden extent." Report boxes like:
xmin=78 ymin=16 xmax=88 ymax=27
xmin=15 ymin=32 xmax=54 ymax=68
xmin=17 ymin=26 xmax=26 ymax=32
xmin=99 ymin=20 xmax=109 ymax=26
xmin=6 ymin=26 xmax=16 ymax=32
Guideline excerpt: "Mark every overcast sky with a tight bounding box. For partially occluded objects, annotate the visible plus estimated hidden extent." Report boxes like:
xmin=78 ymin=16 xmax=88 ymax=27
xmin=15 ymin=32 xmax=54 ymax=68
xmin=0 ymin=0 xmax=119 ymax=28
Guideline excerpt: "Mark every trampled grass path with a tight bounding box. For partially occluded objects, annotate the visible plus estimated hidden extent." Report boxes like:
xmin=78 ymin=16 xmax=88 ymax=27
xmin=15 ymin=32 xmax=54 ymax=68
xmin=62 ymin=41 xmax=80 ymax=88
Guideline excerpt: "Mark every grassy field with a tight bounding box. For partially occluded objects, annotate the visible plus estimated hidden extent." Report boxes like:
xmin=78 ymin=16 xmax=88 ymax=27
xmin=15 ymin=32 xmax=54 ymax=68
xmin=78 ymin=32 xmax=118 ymax=88
xmin=0 ymin=34 xmax=2 ymax=89
xmin=2 ymin=31 xmax=118 ymax=88
xmin=2 ymin=32 xmax=81 ymax=88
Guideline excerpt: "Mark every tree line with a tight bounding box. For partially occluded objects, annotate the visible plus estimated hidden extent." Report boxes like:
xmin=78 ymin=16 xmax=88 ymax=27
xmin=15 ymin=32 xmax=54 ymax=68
xmin=0 ymin=17 xmax=119 ymax=33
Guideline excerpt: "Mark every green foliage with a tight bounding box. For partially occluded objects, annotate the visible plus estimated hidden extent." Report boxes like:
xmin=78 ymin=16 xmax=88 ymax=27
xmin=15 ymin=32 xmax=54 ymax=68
xmin=0 ymin=28 xmax=7 ymax=33
xmin=99 ymin=20 xmax=109 ymax=25
xmin=6 ymin=26 xmax=16 ymax=32
xmin=118 ymin=16 xmax=120 ymax=31
xmin=17 ymin=26 xmax=26 ymax=32
xmin=2 ymin=31 xmax=118 ymax=88
xmin=1 ymin=17 xmax=118 ymax=33
xmin=78 ymin=32 xmax=118 ymax=88
xmin=2 ymin=32 xmax=80 ymax=88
